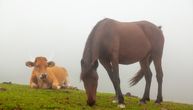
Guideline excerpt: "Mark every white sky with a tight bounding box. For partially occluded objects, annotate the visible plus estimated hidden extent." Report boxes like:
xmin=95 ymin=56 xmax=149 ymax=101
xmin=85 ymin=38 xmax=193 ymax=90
xmin=0 ymin=0 xmax=193 ymax=104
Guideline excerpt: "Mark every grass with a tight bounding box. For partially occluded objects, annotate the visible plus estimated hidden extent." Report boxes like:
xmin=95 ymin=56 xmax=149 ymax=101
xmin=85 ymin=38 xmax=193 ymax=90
xmin=0 ymin=84 xmax=193 ymax=110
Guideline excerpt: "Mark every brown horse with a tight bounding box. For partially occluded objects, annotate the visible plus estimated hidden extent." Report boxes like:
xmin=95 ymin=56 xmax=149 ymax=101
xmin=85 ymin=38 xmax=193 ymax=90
xmin=80 ymin=18 xmax=164 ymax=108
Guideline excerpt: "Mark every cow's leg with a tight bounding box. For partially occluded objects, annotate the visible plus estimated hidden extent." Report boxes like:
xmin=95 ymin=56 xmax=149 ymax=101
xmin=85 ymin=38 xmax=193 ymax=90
xmin=140 ymin=56 xmax=153 ymax=104
xmin=153 ymin=56 xmax=163 ymax=104
xmin=30 ymin=74 xmax=38 ymax=88
xmin=52 ymin=84 xmax=61 ymax=89
xmin=30 ymin=82 xmax=38 ymax=88
xmin=52 ymin=80 xmax=61 ymax=89
xmin=62 ymin=81 xmax=70 ymax=88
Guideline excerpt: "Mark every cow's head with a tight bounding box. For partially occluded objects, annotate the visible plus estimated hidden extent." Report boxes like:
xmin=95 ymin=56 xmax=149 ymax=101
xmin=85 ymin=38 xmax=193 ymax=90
xmin=25 ymin=56 xmax=55 ymax=80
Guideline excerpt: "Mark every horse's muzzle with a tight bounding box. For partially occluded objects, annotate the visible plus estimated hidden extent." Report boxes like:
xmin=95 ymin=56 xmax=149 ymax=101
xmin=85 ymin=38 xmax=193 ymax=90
xmin=87 ymin=99 xmax=96 ymax=106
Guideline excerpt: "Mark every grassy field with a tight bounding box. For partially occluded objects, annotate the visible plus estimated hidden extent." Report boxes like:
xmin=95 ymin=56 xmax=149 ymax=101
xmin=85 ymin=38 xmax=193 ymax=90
xmin=0 ymin=84 xmax=193 ymax=110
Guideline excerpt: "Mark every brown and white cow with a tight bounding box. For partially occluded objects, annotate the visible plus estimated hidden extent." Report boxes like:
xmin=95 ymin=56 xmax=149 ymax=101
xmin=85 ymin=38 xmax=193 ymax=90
xmin=25 ymin=56 xmax=69 ymax=89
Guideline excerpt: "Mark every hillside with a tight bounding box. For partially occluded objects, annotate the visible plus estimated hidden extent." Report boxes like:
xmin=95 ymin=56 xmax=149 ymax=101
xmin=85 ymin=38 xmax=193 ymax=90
xmin=0 ymin=83 xmax=192 ymax=110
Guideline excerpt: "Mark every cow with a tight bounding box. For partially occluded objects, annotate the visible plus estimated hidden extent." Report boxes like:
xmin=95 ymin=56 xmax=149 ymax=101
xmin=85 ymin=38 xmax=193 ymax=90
xmin=25 ymin=56 xmax=69 ymax=89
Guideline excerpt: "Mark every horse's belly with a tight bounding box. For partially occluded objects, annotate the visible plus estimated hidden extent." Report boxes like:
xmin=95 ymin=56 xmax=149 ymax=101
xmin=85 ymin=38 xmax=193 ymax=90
xmin=118 ymin=40 xmax=151 ymax=64
xmin=119 ymin=54 xmax=147 ymax=64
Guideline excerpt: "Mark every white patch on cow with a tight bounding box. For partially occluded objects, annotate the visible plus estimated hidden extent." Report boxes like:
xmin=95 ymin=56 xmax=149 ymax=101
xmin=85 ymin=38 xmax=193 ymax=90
xmin=39 ymin=73 xmax=48 ymax=80
xmin=118 ymin=104 xmax=125 ymax=108
xmin=57 ymin=86 xmax=61 ymax=89
xmin=42 ymin=73 xmax=48 ymax=76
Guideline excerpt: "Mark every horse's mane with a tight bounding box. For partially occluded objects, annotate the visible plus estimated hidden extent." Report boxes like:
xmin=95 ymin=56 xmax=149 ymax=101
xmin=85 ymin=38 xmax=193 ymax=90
xmin=81 ymin=19 xmax=107 ymax=80
xmin=82 ymin=20 xmax=103 ymax=60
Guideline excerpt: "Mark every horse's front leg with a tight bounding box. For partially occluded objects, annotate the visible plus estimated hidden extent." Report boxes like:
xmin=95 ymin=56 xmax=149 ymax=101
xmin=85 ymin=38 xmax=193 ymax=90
xmin=111 ymin=57 xmax=125 ymax=108
xmin=99 ymin=59 xmax=118 ymax=103
xmin=100 ymin=58 xmax=125 ymax=108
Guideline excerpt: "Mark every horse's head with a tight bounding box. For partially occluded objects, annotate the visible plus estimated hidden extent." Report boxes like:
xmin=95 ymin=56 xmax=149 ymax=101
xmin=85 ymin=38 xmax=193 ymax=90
xmin=80 ymin=59 xmax=98 ymax=106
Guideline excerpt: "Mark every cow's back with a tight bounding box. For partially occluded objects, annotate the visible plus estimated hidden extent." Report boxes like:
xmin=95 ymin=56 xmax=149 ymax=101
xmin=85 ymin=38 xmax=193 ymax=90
xmin=47 ymin=66 xmax=68 ymax=85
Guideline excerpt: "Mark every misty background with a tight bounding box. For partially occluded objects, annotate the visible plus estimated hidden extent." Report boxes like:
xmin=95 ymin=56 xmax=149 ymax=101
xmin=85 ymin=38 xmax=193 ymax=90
xmin=0 ymin=0 xmax=193 ymax=104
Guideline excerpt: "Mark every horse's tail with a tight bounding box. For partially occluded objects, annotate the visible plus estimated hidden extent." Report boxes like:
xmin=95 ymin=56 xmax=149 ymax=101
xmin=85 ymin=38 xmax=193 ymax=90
xmin=129 ymin=70 xmax=144 ymax=86
xmin=130 ymin=54 xmax=153 ymax=86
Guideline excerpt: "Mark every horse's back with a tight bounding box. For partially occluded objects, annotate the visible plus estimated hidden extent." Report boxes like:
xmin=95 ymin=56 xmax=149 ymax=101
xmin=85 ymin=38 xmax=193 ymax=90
xmin=95 ymin=19 xmax=164 ymax=63
xmin=99 ymin=18 xmax=164 ymax=46
xmin=139 ymin=21 xmax=164 ymax=54
xmin=108 ymin=19 xmax=164 ymax=46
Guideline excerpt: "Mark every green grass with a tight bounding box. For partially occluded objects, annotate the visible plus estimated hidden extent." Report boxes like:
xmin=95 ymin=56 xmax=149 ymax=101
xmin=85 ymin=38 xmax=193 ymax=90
xmin=0 ymin=84 xmax=193 ymax=110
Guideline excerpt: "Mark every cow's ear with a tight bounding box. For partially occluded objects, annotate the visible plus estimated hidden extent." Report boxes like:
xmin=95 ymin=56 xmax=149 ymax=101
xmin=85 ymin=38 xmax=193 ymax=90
xmin=25 ymin=61 xmax=34 ymax=68
xmin=47 ymin=61 xmax=55 ymax=67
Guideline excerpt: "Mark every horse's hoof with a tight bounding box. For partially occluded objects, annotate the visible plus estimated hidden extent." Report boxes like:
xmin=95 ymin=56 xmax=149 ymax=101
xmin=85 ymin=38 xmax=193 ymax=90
xmin=155 ymin=101 xmax=162 ymax=105
xmin=112 ymin=100 xmax=117 ymax=103
xmin=155 ymin=98 xmax=163 ymax=104
xmin=87 ymin=100 xmax=96 ymax=106
xmin=145 ymin=98 xmax=150 ymax=101
xmin=139 ymin=100 xmax=146 ymax=105
xmin=118 ymin=104 xmax=125 ymax=108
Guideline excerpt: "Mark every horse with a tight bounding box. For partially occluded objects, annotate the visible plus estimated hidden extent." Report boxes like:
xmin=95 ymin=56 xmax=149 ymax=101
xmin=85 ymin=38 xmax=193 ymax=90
xmin=80 ymin=18 xmax=164 ymax=108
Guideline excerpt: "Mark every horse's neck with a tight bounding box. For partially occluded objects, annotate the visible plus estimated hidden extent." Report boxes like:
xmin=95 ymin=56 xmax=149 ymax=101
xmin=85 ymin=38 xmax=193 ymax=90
xmin=83 ymin=35 xmax=93 ymax=64
xmin=83 ymin=47 xmax=92 ymax=64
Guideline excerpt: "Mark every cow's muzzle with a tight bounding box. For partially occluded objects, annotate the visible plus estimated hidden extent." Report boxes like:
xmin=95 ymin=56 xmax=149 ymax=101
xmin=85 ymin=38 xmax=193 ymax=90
xmin=39 ymin=73 xmax=48 ymax=80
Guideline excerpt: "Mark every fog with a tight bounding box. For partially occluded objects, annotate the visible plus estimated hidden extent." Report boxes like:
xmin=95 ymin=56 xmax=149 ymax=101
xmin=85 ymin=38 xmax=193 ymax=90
xmin=0 ymin=0 xmax=193 ymax=104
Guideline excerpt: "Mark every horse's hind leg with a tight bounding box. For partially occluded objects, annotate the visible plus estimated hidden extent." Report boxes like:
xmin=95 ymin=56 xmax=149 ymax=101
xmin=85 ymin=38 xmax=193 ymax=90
xmin=140 ymin=55 xmax=153 ymax=104
xmin=153 ymin=56 xmax=163 ymax=103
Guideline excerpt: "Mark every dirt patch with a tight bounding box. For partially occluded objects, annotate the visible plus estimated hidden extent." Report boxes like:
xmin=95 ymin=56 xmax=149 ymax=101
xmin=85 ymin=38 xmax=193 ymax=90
xmin=124 ymin=92 xmax=138 ymax=98
xmin=0 ymin=87 xmax=6 ymax=92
